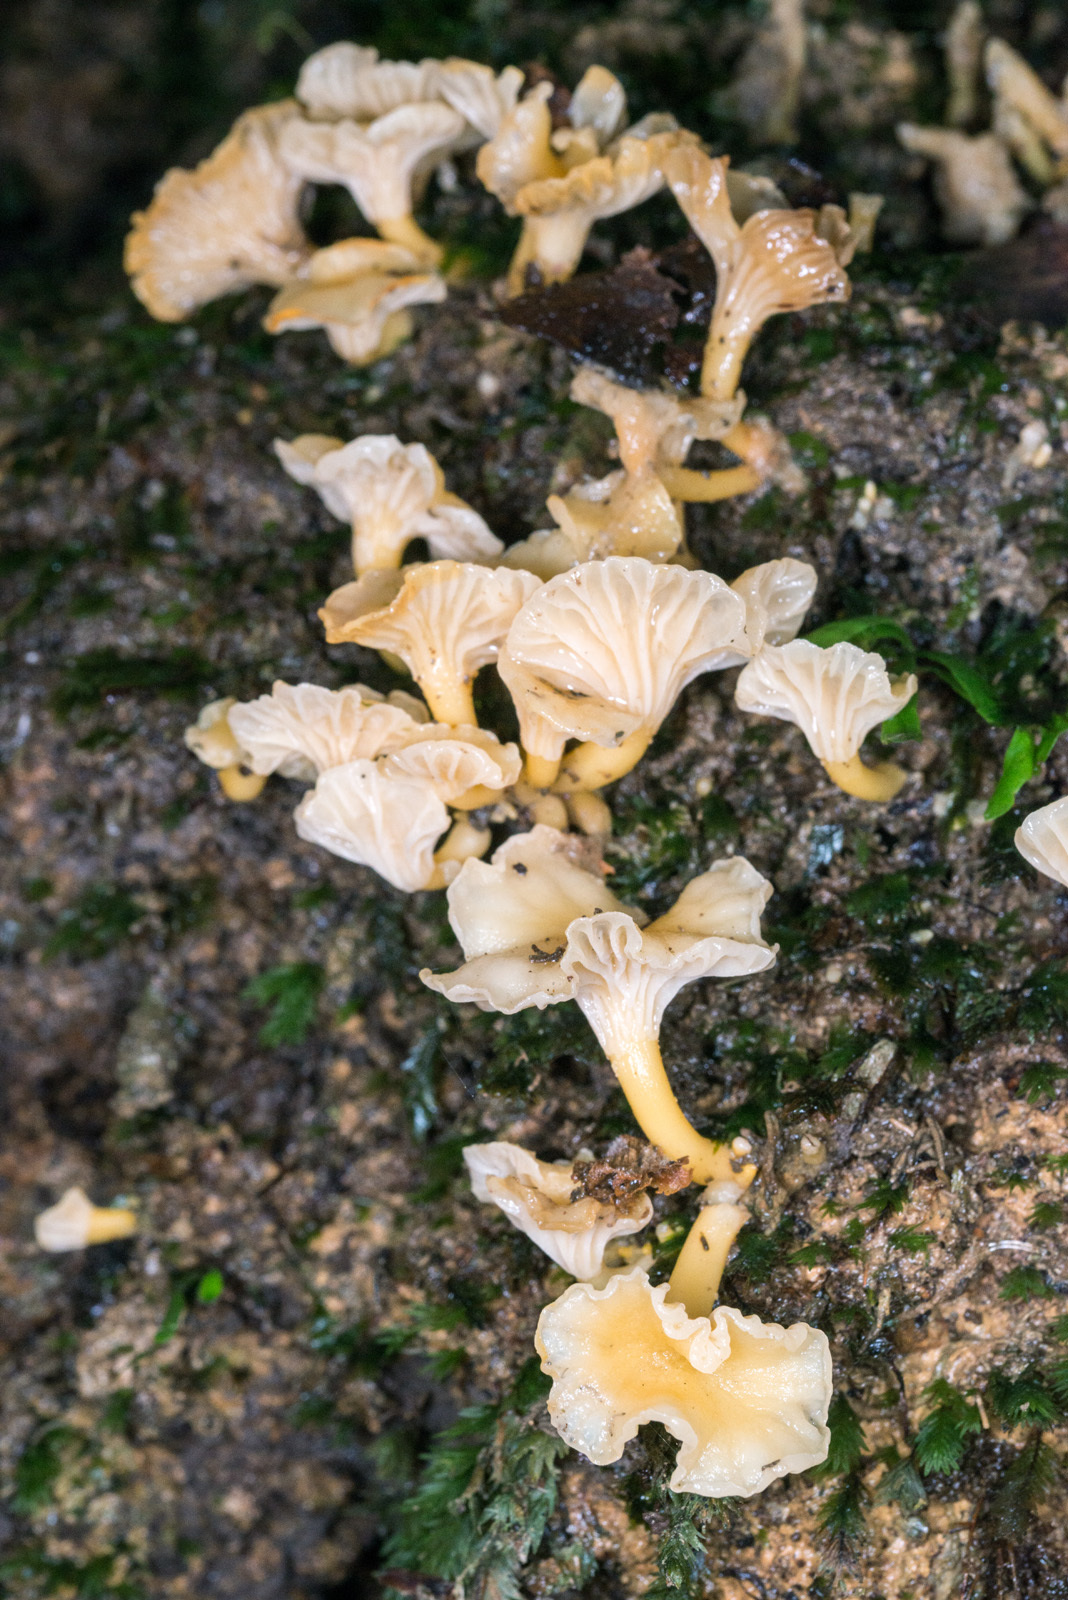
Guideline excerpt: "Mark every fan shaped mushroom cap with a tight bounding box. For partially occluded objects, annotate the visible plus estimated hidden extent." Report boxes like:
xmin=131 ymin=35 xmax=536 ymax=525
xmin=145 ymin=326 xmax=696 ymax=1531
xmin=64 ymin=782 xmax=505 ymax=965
xmin=535 ymin=1267 xmax=832 ymax=1497
xmin=734 ymin=639 xmax=917 ymax=766
xmin=463 ymin=1141 xmax=653 ymax=1280
xmin=275 ymin=434 xmax=501 ymax=573
xmin=510 ymin=130 xmax=691 ymax=289
xmin=985 ymin=37 xmax=1068 ymax=170
xmin=896 ymin=125 xmax=1028 ymax=247
xmin=476 ymin=82 xmax=559 ymax=212
xmin=295 ymin=760 xmax=451 ymax=891
xmin=35 ymin=1188 xmax=138 ymax=1251
xmin=731 ymin=557 xmax=818 ymax=653
xmin=558 ymin=858 xmax=776 ymax=1063
xmin=380 ymin=730 xmax=521 ymax=802
xmin=264 ymin=238 xmax=446 ymax=365
xmin=570 ymin=368 xmax=743 ymax=475
xmin=225 ymin=681 xmax=434 ymax=780
xmin=433 ymin=58 xmax=526 ymax=140
xmin=664 ymin=145 xmax=850 ymax=401
xmin=498 ymin=557 xmax=749 ymax=770
xmin=279 ymin=101 xmax=465 ymax=261
xmin=1015 ymin=797 xmax=1068 ymax=888
xmin=502 ymin=469 xmax=685 ymax=578
xmin=320 ymin=561 xmax=540 ymax=726
xmin=296 ymin=43 xmax=434 ymax=121
xmin=125 ymin=101 xmax=309 ymax=322
xmin=421 ymin=824 xmax=638 ymax=1012
xmin=185 ymin=697 xmax=245 ymax=770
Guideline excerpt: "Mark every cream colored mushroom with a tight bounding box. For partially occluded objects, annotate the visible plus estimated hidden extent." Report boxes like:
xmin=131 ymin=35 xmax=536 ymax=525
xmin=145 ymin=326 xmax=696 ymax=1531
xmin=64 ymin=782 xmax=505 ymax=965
xmin=1015 ymin=797 xmax=1068 ymax=888
xmin=535 ymin=1264 xmax=831 ymax=1497
xmin=735 ymin=639 xmax=917 ymax=801
xmin=274 ymin=433 xmax=502 ymax=574
xmin=295 ymin=760 xmax=482 ymax=892
xmin=896 ymin=125 xmax=1028 ymax=246
xmin=225 ymin=681 xmax=434 ymax=781
xmin=183 ymin=698 xmax=267 ymax=802
xmin=664 ymin=145 xmax=851 ymax=404
xmin=423 ymin=843 xmax=775 ymax=1185
xmin=719 ymin=0 xmax=806 ymax=146
xmin=279 ymin=100 xmax=466 ymax=262
xmin=432 ymin=58 xmax=526 ymax=140
xmin=730 ymin=558 xmax=818 ymax=654
xmin=264 ymin=238 xmax=446 ymax=365
xmin=125 ymin=101 xmax=309 ymax=322
xmin=463 ymin=1141 xmax=653 ymax=1280
xmin=986 ymin=37 xmax=1068 ymax=186
xmin=295 ymin=42 xmax=434 ymax=121
xmin=320 ymin=561 xmax=540 ymax=726
xmin=945 ymin=2 xmax=985 ymax=129
xmin=497 ymin=557 xmax=749 ymax=791
xmin=380 ymin=730 xmax=521 ymax=809
xmin=35 ymin=1189 xmax=138 ymax=1251
xmin=509 ymin=128 xmax=693 ymax=294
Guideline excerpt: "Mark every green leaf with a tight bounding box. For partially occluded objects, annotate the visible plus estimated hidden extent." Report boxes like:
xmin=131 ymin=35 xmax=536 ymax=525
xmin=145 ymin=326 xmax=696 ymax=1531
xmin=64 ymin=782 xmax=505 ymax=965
xmin=999 ymin=1265 xmax=1054 ymax=1302
xmin=881 ymin=694 xmax=922 ymax=744
xmin=195 ymin=1270 xmax=224 ymax=1304
xmin=806 ymin=615 xmax=913 ymax=654
xmin=922 ymin=650 xmax=1003 ymax=724
xmin=243 ymin=961 xmax=325 ymax=1046
xmin=814 ymin=1393 xmax=866 ymax=1478
xmin=985 ymin=727 xmax=1038 ymax=820
xmin=913 ymin=1380 xmax=982 ymax=1475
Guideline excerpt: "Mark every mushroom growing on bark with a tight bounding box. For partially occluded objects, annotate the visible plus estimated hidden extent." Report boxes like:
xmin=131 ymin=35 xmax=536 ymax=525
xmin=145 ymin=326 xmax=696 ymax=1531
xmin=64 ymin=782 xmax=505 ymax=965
xmin=1015 ymin=797 xmax=1068 ymax=888
xmin=320 ymin=561 xmax=540 ymax=727
xmin=896 ymin=125 xmax=1028 ymax=246
xmin=463 ymin=1141 xmax=653 ymax=1280
xmin=734 ymin=639 xmax=917 ymax=801
xmin=985 ymin=37 xmax=1068 ymax=186
xmin=125 ymin=101 xmax=309 ymax=321
xmin=498 ymin=557 xmax=749 ymax=791
xmin=35 ymin=1189 xmax=138 ymax=1251
xmin=535 ymin=1253 xmax=831 ymax=1496
xmin=263 ymin=238 xmax=446 ymax=365
xmin=422 ymin=834 xmax=775 ymax=1184
xmin=184 ymin=697 xmax=267 ymax=801
xmin=275 ymin=434 xmax=502 ymax=573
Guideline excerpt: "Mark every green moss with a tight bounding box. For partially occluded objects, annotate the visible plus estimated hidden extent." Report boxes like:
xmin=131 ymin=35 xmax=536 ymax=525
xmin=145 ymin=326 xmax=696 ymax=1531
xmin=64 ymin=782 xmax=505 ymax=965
xmin=243 ymin=961 xmax=325 ymax=1046
xmin=52 ymin=646 xmax=213 ymax=713
xmin=43 ymin=883 xmax=141 ymax=960
xmin=913 ymin=1380 xmax=983 ymax=1476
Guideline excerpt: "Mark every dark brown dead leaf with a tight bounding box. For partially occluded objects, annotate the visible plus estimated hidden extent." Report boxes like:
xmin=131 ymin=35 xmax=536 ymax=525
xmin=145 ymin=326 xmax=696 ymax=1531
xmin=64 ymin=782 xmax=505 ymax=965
xmin=571 ymin=1134 xmax=691 ymax=1203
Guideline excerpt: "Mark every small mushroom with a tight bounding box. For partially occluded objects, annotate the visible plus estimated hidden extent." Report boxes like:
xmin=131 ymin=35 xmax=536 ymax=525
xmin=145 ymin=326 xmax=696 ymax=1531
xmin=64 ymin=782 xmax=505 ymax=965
xmin=125 ymin=101 xmax=309 ymax=322
xmin=896 ymin=125 xmax=1028 ymax=246
xmin=295 ymin=43 xmax=434 ymax=121
xmin=432 ymin=58 xmax=526 ymax=141
xmin=264 ymin=238 xmax=446 ymax=365
xmin=664 ymin=145 xmax=851 ymax=403
xmin=320 ymin=561 xmax=540 ymax=726
xmin=535 ymin=1264 xmax=831 ymax=1497
xmin=35 ymin=1189 xmax=137 ymax=1252
xmin=734 ymin=639 xmax=917 ymax=801
xmin=279 ymin=100 xmax=466 ymax=263
xmin=497 ymin=557 xmax=749 ymax=790
xmin=510 ymin=128 xmax=693 ymax=293
xmin=294 ymin=760 xmax=480 ymax=892
xmin=183 ymin=697 xmax=267 ymax=802
xmin=985 ymin=37 xmax=1068 ymax=186
xmin=730 ymin=557 xmax=818 ymax=654
xmin=945 ymin=2 xmax=985 ymax=130
xmin=225 ymin=681 xmax=436 ymax=781
xmin=1015 ymin=797 xmax=1068 ymax=888
xmin=423 ymin=843 xmax=775 ymax=1184
xmin=463 ymin=1140 xmax=653 ymax=1280
xmin=275 ymin=433 xmax=502 ymax=574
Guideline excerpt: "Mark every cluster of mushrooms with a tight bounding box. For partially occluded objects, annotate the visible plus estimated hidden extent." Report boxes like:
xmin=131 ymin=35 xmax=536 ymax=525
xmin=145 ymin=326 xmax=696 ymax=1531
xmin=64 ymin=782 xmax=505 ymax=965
xmin=110 ymin=36 xmax=1060 ymax=1501
xmin=900 ymin=5 xmax=1068 ymax=247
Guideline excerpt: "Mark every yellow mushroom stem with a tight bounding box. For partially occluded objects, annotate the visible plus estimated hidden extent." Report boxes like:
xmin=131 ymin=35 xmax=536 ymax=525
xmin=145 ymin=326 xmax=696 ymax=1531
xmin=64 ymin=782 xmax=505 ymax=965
xmin=522 ymin=751 xmax=563 ymax=790
xmin=421 ymin=678 xmax=478 ymax=728
xmin=720 ymin=419 xmax=777 ymax=473
xmin=530 ymin=793 xmax=570 ymax=830
xmin=375 ymin=213 xmax=443 ymax=266
xmin=822 ymin=753 xmax=907 ymax=803
xmin=371 ymin=309 xmax=416 ymax=360
xmin=554 ymin=728 xmax=652 ymax=794
xmin=701 ymin=327 xmax=751 ymax=404
xmin=659 ymin=464 xmax=761 ymax=502
xmin=84 ymin=1205 xmax=140 ymax=1245
xmin=667 ymin=1197 xmax=750 ymax=1320
xmin=566 ymin=790 xmax=613 ymax=837
xmin=218 ymin=764 xmax=268 ymax=802
xmin=451 ymin=782 xmax=505 ymax=811
xmin=426 ymin=816 xmax=493 ymax=888
xmin=609 ymin=1035 xmax=757 ymax=1189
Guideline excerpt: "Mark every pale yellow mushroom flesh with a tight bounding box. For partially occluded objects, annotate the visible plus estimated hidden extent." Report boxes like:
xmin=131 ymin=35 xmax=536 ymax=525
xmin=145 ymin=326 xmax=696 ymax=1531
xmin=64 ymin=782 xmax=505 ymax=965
xmin=611 ymin=1035 xmax=757 ymax=1190
xmin=659 ymin=463 xmax=762 ymax=502
xmin=667 ymin=1198 xmax=750 ymax=1320
xmin=218 ymin=765 xmax=269 ymax=802
xmin=554 ymin=728 xmax=653 ymax=793
xmin=822 ymin=753 xmax=907 ymax=803
xmin=375 ymin=213 xmax=444 ymax=266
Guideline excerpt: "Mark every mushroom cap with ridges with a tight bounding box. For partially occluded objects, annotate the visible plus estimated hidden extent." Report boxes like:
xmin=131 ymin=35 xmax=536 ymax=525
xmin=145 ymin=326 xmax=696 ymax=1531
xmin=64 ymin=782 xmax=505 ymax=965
xmin=321 ymin=561 xmax=539 ymax=694
xmin=568 ymin=65 xmax=628 ymax=146
xmin=535 ymin=1267 xmax=832 ymax=1497
xmin=514 ymin=130 xmax=686 ymax=227
xmin=476 ymin=83 xmax=558 ymax=211
xmin=433 ymin=59 xmax=525 ymax=140
xmin=734 ymin=639 xmax=917 ymax=765
xmin=497 ymin=557 xmax=750 ymax=762
xmin=184 ymin=698 xmax=244 ymax=770
xmin=264 ymin=258 xmax=447 ymax=365
xmin=294 ymin=760 xmax=450 ymax=891
xmin=296 ymin=44 xmax=434 ymax=121
xmin=896 ymin=125 xmax=1028 ymax=248
xmin=380 ymin=730 xmax=521 ymax=799
xmin=420 ymin=824 xmax=639 ymax=1013
xmin=730 ymin=558 xmax=818 ymax=654
xmin=463 ymin=1141 xmax=653 ymax=1280
xmin=226 ymin=682 xmax=436 ymax=780
xmin=279 ymin=101 xmax=466 ymax=227
xmin=560 ymin=860 xmax=775 ymax=1059
xmin=1015 ymin=796 xmax=1068 ymax=889
xmin=569 ymin=368 xmax=743 ymax=473
xmin=124 ymin=101 xmax=309 ymax=322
